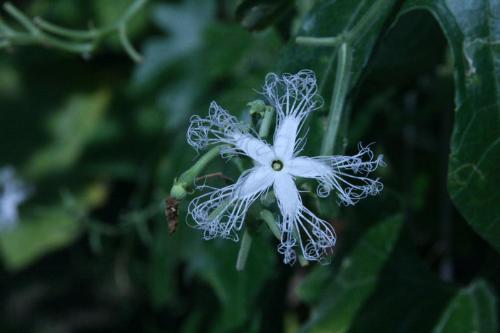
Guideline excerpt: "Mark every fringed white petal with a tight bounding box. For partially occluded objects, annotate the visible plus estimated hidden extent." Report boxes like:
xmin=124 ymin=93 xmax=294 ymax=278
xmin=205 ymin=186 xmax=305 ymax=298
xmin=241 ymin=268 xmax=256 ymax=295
xmin=263 ymin=70 xmax=322 ymax=160
xmin=289 ymin=144 xmax=386 ymax=205
xmin=187 ymin=101 xmax=275 ymax=164
xmin=293 ymin=205 xmax=336 ymax=264
xmin=273 ymin=173 xmax=336 ymax=264
xmin=233 ymin=133 xmax=275 ymax=165
xmin=187 ymin=166 xmax=275 ymax=241
xmin=263 ymin=70 xmax=322 ymax=123
xmin=273 ymin=172 xmax=301 ymax=219
xmin=273 ymin=116 xmax=301 ymax=161
xmin=287 ymin=156 xmax=331 ymax=178
xmin=273 ymin=173 xmax=300 ymax=264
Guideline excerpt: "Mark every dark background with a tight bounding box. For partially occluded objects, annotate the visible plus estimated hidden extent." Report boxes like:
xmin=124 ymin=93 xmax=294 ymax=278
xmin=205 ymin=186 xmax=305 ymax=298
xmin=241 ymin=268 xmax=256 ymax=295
xmin=0 ymin=1 xmax=498 ymax=332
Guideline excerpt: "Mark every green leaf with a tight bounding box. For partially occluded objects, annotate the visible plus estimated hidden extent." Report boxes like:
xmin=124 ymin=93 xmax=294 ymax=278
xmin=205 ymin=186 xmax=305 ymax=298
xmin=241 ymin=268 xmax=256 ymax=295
xmin=400 ymin=0 xmax=500 ymax=252
xmin=26 ymin=90 xmax=111 ymax=178
xmin=432 ymin=280 xmax=498 ymax=333
xmin=133 ymin=1 xmax=214 ymax=84
xmin=348 ymin=235 xmax=455 ymax=333
xmin=235 ymin=0 xmax=293 ymax=31
xmin=0 ymin=207 xmax=81 ymax=270
xmin=300 ymin=215 xmax=403 ymax=333
xmin=189 ymin=234 xmax=275 ymax=333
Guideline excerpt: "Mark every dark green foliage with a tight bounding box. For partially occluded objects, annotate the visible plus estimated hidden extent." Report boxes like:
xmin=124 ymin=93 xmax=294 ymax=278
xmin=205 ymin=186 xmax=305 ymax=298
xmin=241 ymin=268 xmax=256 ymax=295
xmin=0 ymin=0 xmax=498 ymax=332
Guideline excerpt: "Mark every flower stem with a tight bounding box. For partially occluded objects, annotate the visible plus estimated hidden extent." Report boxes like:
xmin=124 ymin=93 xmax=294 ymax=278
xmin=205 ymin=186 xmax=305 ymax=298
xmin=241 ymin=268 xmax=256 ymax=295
xmin=260 ymin=210 xmax=280 ymax=239
xmin=3 ymin=3 xmax=39 ymax=34
xmin=33 ymin=17 xmax=99 ymax=39
xmin=170 ymin=145 xmax=223 ymax=200
xmin=295 ymin=36 xmax=341 ymax=47
xmin=118 ymin=23 xmax=143 ymax=63
xmin=320 ymin=42 xmax=353 ymax=156
xmin=236 ymin=230 xmax=253 ymax=271
xmin=1 ymin=0 xmax=147 ymax=62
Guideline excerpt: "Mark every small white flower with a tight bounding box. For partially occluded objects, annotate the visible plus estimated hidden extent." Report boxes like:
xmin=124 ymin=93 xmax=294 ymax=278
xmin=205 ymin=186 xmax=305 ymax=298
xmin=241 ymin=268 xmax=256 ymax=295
xmin=0 ymin=167 xmax=30 ymax=231
xmin=186 ymin=70 xmax=385 ymax=264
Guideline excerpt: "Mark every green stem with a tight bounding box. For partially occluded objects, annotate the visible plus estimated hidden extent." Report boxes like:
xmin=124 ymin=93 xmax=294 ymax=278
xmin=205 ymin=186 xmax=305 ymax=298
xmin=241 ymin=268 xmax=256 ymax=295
xmin=348 ymin=0 xmax=388 ymax=42
xmin=295 ymin=36 xmax=341 ymax=47
xmin=236 ymin=230 xmax=253 ymax=271
xmin=320 ymin=42 xmax=353 ymax=156
xmin=1 ymin=1 xmax=147 ymax=62
xmin=260 ymin=210 xmax=280 ymax=239
xmin=40 ymin=34 xmax=94 ymax=53
xmin=5 ymin=31 xmax=94 ymax=53
xmin=34 ymin=17 xmax=99 ymax=39
xmin=119 ymin=0 xmax=148 ymax=24
xmin=3 ymin=2 xmax=39 ymax=34
xmin=118 ymin=23 xmax=142 ymax=63
xmin=170 ymin=145 xmax=223 ymax=199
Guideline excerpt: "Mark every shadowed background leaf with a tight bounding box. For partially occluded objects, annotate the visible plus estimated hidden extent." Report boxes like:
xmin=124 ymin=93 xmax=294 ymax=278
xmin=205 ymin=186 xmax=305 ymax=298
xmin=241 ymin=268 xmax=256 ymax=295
xmin=0 ymin=0 xmax=498 ymax=332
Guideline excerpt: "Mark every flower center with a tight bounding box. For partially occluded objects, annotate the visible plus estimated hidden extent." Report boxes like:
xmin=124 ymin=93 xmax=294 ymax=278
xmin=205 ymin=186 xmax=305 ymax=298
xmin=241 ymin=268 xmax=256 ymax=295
xmin=271 ymin=160 xmax=284 ymax=171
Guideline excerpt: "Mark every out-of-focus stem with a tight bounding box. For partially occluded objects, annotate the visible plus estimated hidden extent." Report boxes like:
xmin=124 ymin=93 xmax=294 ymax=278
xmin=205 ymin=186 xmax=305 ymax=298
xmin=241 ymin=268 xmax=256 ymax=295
xmin=260 ymin=210 xmax=280 ymax=239
xmin=0 ymin=0 xmax=147 ymax=62
xmin=296 ymin=36 xmax=341 ymax=47
xmin=236 ymin=230 xmax=253 ymax=271
xmin=320 ymin=42 xmax=353 ymax=155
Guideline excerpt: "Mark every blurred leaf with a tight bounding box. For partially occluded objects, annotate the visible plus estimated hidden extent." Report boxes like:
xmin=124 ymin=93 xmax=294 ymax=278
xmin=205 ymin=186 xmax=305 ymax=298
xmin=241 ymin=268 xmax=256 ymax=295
xmin=348 ymin=235 xmax=455 ymax=333
xmin=204 ymin=23 xmax=255 ymax=79
xmin=0 ymin=62 xmax=21 ymax=97
xmin=235 ymin=0 xmax=293 ymax=31
xmin=27 ymin=90 xmax=111 ymax=178
xmin=297 ymin=265 xmax=332 ymax=304
xmin=0 ymin=207 xmax=81 ymax=270
xmin=134 ymin=0 xmax=215 ymax=84
xmin=148 ymin=219 xmax=179 ymax=309
xmin=300 ymin=215 xmax=402 ymax=333
xmin=157 ymin=79 xmax=201 ymax=131
xmin=401 ymin=0 xmax=500 ymax=252
xmin=190 ymin=234 xmax=275 ymax=333
xmin=365 ymin=10 xmax=447 ymax=85
xmin=431 ymin=280 xmax=497 ymax=333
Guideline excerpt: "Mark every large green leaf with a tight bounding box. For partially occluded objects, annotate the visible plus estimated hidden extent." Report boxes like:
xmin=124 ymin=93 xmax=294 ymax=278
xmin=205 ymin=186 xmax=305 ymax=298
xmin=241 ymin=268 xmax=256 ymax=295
xmin=432 ymin=280 xmax=498 ymax=333
xmin=400 ymin=1 xmax=500 ymax=251
xmin=348 ymin=236 xmax=455 ymax=333
xmin=191 ymin=234 xmax=276 ymax=333
xmin=300 ymin=215 xmax=403 ymax=333
xmin=0 ymin=207 xmax=81 ymax=270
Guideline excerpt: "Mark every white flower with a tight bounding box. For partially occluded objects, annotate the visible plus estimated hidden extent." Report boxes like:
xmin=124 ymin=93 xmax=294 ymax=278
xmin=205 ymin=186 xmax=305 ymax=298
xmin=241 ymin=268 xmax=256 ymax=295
xmin=186 ymin=70 xmax=385 ymax=264
xmin=0 ymin=167 xmax=30 ymax=231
